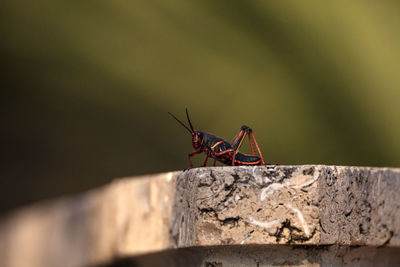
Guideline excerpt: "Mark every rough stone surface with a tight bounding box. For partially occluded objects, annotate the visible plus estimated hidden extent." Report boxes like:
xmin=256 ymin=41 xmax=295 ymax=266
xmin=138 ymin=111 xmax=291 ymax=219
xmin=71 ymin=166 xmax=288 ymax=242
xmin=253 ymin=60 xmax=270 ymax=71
xmin=318 ymin=166 xmax=399 ymax=246
xmin=104 ymin=245 xmax=400 ymax=267
xmin=0 ymin=172 xmax=180 ymax=267
xmin=0 ymin=165 xmax=399 ymax=267
xmin=172 ymin=165 xmax=400 ymax=248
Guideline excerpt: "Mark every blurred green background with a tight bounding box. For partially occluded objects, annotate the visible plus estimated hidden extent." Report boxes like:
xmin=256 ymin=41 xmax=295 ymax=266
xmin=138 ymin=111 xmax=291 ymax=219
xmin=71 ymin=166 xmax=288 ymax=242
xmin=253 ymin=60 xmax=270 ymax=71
xmin=1 ymin=1 xmax=399 ymax=214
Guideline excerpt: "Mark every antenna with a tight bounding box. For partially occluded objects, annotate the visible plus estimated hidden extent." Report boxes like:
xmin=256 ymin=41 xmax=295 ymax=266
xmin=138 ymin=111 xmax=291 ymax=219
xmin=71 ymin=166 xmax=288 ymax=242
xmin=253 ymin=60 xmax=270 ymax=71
xmin=168 ymin=112 xmax=193 ymax=134
xmin=186 ymin=108 xmax=195 ymax=133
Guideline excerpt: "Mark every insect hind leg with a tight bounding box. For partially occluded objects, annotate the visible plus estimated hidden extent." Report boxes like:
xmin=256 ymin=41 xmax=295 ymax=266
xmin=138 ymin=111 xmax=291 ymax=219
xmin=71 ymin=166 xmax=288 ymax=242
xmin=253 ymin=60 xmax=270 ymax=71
xmin=231 ymin=125 xmax=265 ymax=165
xmin=230 ymin=126 xmax=251 ymax=166
xmin=249 ymin=131 xmax=265 ymax=164
xmin=231 ymin=125 xmax=252 ymax=151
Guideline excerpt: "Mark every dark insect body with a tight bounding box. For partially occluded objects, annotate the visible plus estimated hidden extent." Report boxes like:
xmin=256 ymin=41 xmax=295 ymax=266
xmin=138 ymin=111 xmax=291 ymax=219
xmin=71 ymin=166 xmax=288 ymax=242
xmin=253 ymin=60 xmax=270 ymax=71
xmin=168 ymin=109 xmax=266 ymax=168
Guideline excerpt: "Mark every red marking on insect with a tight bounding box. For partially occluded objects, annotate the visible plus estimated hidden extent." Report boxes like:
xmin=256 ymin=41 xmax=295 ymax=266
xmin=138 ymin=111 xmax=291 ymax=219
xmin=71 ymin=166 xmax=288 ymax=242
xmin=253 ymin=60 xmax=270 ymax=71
xmin=168 ymin=109 xmax=266 ymax=168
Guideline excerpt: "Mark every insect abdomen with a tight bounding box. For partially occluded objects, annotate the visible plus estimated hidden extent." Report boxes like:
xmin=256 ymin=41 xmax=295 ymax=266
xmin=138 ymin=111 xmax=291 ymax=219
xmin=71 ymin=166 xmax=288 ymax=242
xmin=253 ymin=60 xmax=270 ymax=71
xmin=234 ymin=152 xmax=261 ymax=165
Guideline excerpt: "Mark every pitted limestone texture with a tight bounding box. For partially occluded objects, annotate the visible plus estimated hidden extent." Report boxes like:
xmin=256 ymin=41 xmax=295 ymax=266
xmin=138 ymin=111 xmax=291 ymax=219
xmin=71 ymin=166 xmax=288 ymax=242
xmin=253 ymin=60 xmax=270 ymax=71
xmin=172 ymin=165 xmax=400 ymax=248
xmin=318 ymin=166 xmax=400 ymax=246
xmin=173 ymin=166 xmax=321 ymax=246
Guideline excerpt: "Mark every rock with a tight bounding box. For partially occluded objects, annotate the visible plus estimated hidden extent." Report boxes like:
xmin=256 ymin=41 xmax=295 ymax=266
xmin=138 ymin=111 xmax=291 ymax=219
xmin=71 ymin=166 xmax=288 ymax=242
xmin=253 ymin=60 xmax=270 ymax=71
xmin=1 ymin=165 xmax=400 ymax=267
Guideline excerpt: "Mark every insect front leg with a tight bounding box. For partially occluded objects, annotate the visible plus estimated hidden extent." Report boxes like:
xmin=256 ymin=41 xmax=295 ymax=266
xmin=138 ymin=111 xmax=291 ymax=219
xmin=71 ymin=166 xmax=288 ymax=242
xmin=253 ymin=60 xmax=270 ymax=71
xmin=188 ymin=149 xmax=202 ymax=168
xmin=202 ymin=155 xmax=209 ymax=167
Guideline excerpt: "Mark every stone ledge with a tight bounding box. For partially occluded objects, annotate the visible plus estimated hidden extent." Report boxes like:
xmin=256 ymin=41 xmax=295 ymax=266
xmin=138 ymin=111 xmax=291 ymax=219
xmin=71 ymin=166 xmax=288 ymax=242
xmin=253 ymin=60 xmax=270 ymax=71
xmin=99 ymin=245 xmax=400 ymax=267
xmin=0 ymin=165 xmax=399 ymax=267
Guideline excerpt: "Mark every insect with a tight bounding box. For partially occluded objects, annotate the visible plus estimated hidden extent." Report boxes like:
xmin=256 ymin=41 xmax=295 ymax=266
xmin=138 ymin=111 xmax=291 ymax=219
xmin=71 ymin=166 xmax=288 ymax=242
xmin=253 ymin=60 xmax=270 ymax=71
xmin=168 ymin=109 xmax=266 ymax=167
